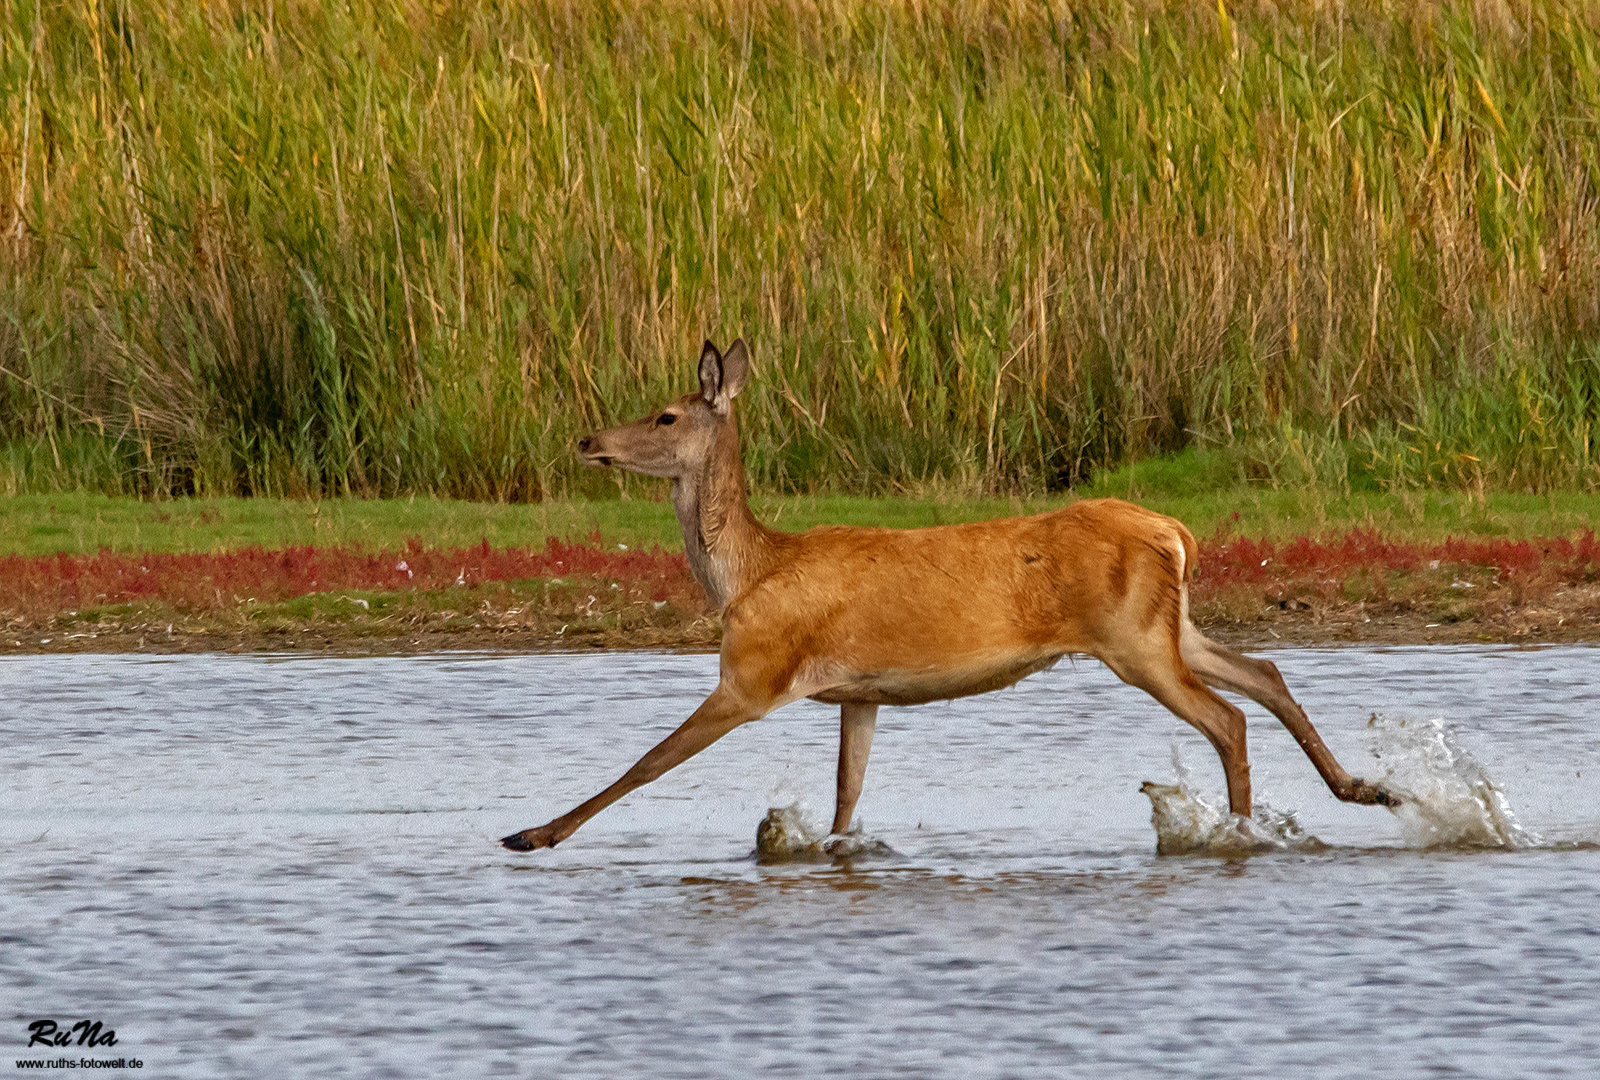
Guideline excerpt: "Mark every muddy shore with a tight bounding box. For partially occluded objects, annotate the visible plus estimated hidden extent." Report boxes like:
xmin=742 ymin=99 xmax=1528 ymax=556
xmin=5 ymin=589 xmax=1598 ymax=657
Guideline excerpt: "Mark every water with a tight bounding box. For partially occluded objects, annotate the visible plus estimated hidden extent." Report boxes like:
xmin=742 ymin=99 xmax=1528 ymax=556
xmin=3 ymin=646 xmax=1599 ymax=1077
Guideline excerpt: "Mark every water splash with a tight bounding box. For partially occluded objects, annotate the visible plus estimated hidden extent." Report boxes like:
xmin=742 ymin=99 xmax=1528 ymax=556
xmin=754 ymin=804 xmax=896 ymax=864
xmin=1142 ymin=750 xmax=1327 ymax=856
xmin=1365 ymin=713 xmax=1537 ymax=849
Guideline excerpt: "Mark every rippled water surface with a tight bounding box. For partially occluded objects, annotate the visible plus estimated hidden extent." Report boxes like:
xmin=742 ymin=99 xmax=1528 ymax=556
xmin=4 ymin=646 xmax=1599 ymax=1077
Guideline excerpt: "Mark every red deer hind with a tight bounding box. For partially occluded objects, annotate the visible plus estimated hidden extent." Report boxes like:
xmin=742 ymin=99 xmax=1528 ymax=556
xmin=501 ymin=338 xmax=1397 ymax=852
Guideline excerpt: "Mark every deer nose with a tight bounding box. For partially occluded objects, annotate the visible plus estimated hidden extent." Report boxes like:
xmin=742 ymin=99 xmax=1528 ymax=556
xmin=577 ymin=435 xmax=595 ymax=455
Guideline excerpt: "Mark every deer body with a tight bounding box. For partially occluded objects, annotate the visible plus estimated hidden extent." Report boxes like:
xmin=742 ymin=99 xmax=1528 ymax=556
xmin=502 ymin=339 xmax=1398 ymax=853
xmin=727 ymin=505 xmax=1189 ymax=707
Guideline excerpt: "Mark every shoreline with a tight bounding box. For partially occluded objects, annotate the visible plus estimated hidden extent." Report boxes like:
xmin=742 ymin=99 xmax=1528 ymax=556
xmin=6 ymin=596 xmax=1598 ymax=657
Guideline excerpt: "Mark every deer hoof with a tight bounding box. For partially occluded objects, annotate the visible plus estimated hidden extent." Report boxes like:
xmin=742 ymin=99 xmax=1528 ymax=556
xmin=1348 ymin=779 xmax=1401 ymax=807
xmin=501 ymin=825 xmax=562 ymax=851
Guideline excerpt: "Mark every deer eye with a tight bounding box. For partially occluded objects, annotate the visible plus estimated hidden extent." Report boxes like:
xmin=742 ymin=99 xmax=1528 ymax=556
xmin=656 ymin=413 xmax=677 ymax=426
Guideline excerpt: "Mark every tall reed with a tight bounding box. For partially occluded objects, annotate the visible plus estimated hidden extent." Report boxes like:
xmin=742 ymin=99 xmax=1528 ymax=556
xmin=2 ymin=0 xmax=1598 ymax=498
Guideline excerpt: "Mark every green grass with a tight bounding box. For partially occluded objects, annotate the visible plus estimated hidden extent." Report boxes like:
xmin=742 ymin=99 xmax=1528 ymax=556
xmin=0 ymin=489 xmax=1070 ymax=556
xmin=1082 ymin=448 xmax=1600 ymax=538
xmin=4 ymin=479 xmax=1598 ymax=559
xmin=0 ymin=491 xmax=679 ymax=556
xmin=3 ymin=1 xmax=1600 ymax=500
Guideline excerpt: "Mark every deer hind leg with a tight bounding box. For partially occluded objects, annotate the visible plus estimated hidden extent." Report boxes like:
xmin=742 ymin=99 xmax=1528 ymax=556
xmin=1144 ymin=670 xmax=1254 ymax=816
xmin=502 ymin=684 xmax=765 ymax=851
xmin=1103 ymin=646 xmax=1253 ymax=815
xmin=1178 ymin=625 xmax=1400 ymax=807
xmin=832 ymin=703 xmax=878 ymax=835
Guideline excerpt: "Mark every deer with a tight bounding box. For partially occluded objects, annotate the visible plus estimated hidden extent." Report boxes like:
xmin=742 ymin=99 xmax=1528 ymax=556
xmin=501 ymin=338 xmax=1399 ymax=852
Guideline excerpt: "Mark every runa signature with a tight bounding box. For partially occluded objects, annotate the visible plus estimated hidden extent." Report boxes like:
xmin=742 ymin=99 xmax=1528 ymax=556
xmin=28 ymin=1019 xmax=117 ymax=1048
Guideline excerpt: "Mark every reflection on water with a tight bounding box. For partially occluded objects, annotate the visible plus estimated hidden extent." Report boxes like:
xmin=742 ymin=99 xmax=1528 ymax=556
xmin=2 ymin=646 xmax=1599 ymax=1077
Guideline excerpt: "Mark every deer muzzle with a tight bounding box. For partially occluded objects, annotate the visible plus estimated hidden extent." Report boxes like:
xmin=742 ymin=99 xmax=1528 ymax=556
xmin=577 ymin=435 xmax=613 ymax=467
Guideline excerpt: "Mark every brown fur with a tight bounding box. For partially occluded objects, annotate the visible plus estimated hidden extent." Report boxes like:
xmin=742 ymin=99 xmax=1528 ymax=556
xmin=502 ymin=340 xmax=1399 ymax=853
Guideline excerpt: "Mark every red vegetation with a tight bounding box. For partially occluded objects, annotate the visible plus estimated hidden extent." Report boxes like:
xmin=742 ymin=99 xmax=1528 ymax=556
xmin=1196 ymin=529 xmax=1600 ymax=588
xmin=0 ymin=535 xmax=697 ymax=614
xmin=4 ymin=528 xmax=1598 ymax=622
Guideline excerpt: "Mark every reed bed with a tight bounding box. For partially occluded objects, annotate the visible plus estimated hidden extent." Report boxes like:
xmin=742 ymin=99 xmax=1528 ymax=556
xmin=2 ymin=0 xmax=1599 ymax=498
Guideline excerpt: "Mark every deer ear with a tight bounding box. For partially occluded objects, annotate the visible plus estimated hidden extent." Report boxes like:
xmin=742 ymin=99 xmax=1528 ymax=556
xmin=719 ymin=338 xmax=750 ymax=402
xmin=697 ymin=340 xmax=723 ymax=406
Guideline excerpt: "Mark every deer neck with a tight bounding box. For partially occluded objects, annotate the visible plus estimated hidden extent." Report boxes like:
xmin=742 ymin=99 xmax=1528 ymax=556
xmin=670 ymin=415 xmax=775 ymax=611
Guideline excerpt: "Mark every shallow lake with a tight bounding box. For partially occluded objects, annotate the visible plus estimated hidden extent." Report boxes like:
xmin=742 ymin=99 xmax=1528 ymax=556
xmin=3 ymin=646 xmax=1599 ymax=1077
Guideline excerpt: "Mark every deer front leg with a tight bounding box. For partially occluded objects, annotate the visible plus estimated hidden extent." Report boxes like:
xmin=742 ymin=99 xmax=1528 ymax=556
xmin=831 ymin=703 xmax=878 ymax=836
xmin=502 ymin=685 xmax=759 ymax=851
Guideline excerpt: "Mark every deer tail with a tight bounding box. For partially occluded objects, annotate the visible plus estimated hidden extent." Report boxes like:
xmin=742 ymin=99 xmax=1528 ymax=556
xmin=1175 ymin=522 xmax=1198 ymax=584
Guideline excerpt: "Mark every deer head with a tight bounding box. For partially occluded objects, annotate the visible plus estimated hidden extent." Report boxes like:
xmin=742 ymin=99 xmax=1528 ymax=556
xmin=577 ymin=338 xmax=750 ymax=479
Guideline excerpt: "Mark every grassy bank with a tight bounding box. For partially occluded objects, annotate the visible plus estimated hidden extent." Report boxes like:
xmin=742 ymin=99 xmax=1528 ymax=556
xmin=4 ymin=489 xmax=1598 ymax=654
xmin=5 ymin=481 xmax=1600 ymax=558
xmin=3 ymin=1 xmax=1600 ymax=499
